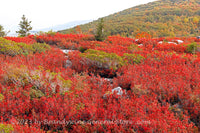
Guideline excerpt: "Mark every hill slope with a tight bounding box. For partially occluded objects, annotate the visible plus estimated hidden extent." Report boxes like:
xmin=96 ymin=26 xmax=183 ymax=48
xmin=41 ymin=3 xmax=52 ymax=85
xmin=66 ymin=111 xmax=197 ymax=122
xmin=59 ymin=0 xmax=200 ymax=37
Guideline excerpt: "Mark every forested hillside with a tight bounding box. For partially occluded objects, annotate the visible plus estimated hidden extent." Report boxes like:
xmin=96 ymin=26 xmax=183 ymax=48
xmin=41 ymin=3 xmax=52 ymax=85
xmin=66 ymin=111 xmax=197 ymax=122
xmin=59 ymin=0 xmax=200 ymax=37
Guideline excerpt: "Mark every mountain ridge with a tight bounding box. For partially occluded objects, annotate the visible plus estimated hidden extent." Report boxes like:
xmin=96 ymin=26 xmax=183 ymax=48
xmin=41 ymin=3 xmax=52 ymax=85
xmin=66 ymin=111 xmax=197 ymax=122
xmin=59 ymin=0 xmax=200 ymax=37
xmin=7 ymin=20 xmax=92 ymax=36
xmin=35 ymin=20 xmax=92 ymax=32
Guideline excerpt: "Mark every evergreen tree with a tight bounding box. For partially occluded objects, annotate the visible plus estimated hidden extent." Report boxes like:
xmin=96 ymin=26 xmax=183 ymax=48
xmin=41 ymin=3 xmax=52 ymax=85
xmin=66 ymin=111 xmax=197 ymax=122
xmin=95 ymin=18 xmax=104 ymax=41
xmin=16 ymin=15 xmax=32 ymax=37
xmin=0 ymin=25 xmax=6 ymax=37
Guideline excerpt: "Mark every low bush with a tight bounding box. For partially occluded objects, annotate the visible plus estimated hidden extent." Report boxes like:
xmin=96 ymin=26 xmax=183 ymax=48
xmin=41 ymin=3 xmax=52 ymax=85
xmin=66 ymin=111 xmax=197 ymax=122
xmin=2 ymin=65 xmax=72 ymax=95
xmin=186 ymin=42 xmax=199 ymax=54
xmin=80 ymin=49 xmax=125 ymax=70
xmin=123 ymin=53 xmax=145 ymax=64
xmin=0 ymin=124 xmax=14 ymax=133
xmin=0 ymin=38 xmax=50 ymax=56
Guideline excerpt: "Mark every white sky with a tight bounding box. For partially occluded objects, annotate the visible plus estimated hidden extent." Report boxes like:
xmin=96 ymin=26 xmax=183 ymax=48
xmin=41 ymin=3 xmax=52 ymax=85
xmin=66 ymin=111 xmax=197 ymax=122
xmin=1 ymin=0 xmax=156 ymax=33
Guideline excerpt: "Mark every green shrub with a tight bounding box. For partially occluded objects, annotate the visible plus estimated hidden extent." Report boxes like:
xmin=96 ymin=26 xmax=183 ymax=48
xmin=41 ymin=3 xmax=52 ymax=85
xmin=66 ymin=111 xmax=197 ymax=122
xmin=79 ymin=46 xmax=87 ymax=53
xmin=81 ymin=49 xmax=125 ymax=70
xmin=80 ymin=49 xmax=145 ymax=70
xmin=16 ymin=42 xmax=30 ymax=55
xmin=46 ymin=30 xmax=57 ymax=36
xmin=0 ymin=43 xmax=23 ymax=56
xmin=0 ymin=94 xmax=4 ymax=102
xmin=128 ymin=44 xmax=142 ymax=52
xmin=0 ymin=38 xmax=50 ymax=56
xmin=123 ymin=53 xmax=145 ymax=64
xmin=30 ymin=87 xmax=45 ymax=98
xmin=30 ymin=42 xmax=51 ymax=53
xmin=186 ymin=42 xmax=198 ymax=54
xmin=0 ymin=124 xmax=14 ymax=133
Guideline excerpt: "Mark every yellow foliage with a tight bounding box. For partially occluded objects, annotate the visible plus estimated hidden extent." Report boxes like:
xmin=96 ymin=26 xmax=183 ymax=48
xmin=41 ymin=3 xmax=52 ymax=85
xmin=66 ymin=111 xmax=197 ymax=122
xmin=80 ymin=49 xmax=125 ymax=70
xmin=2 ymin=65 xmax=72 ymax=95
xmin=0 ymin=38 xmax=50 ymax=56
xmin=0 ymin=124 xmax=14 ymax=133
xmin=0 ymin=94 xmax=4 ymax=102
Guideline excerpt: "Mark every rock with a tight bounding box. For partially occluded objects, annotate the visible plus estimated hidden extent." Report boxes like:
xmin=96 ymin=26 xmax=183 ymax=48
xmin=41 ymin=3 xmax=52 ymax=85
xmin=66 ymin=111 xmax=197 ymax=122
xmin=158 ymin=41 xmax=163 ymax=44
xmin=65 ymin=60 xmax=72 ymax=68
xmin=197 ymin=36 xmax=200 ymax=39
xmin=112 ymin=87 xmax=123 ymax=96
xmin=177 ymin=40 xmax=183 ymax=44
xmin=103 ymin=86 xmax=123 ymax=99
xmin=104 ymin=78 xmax=113 ymax=83
xmin=168 ymin=42 xmax=177 ymax=45
xmin=61 ymin=49 xmax=75 ymax=54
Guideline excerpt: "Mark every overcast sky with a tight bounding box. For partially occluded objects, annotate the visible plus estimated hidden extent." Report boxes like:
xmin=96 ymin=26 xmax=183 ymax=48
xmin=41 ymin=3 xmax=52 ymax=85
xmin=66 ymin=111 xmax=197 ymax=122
xmin=1 ymin=0 xmax=156 ymax=34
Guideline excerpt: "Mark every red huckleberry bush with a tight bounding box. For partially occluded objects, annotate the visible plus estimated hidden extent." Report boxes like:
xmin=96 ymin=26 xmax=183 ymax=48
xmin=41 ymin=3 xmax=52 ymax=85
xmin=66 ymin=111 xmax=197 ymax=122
xmin=0 ymin=33 xmax=199 ymax=132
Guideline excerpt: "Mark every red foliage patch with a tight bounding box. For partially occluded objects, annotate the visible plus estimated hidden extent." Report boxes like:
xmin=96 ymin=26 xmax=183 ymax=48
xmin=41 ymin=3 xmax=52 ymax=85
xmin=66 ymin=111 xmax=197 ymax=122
xmin=0 ymin=34 xmax=199 ymax=132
